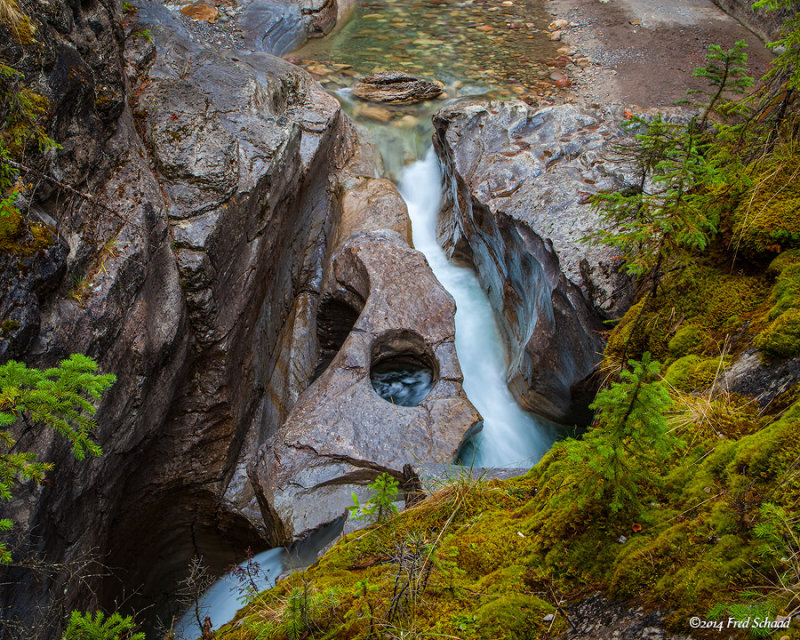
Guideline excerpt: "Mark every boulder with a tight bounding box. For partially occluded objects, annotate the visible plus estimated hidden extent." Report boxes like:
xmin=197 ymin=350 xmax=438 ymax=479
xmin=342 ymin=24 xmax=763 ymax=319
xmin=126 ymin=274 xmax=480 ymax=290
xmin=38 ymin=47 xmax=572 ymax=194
xmin=251 ymin=227 xmax=479 ymax=540
xmin=433 ymin=101 xmax=636 ymax=424
xmin=353 ymin=71 xmax=444 ymax=104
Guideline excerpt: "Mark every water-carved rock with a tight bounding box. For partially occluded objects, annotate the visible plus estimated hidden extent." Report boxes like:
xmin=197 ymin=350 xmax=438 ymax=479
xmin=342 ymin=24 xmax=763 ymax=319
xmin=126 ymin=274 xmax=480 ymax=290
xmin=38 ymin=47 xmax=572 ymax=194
xmin=0 ymin=1 xmax=479 ymax=632
xmin=1 ymin=0 xmax=354 ymax=632
xmin=250 ymin=165 xmax=479 ymax=541
xmin=434 ymin=101 xmax=635 ymax=425
xmin=353 ymin=71 xmax=444 ymax=104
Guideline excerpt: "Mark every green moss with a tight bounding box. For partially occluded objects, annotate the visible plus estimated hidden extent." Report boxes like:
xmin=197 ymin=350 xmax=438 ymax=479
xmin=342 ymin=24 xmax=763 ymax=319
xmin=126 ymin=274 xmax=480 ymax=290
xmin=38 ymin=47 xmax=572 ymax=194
xmin=0 ymin=213 xmax=54 ymax=255
xmin=1 ymin=319 xmax=19 ymax=335
xmin=604 ymin=262 xmax=767 ymax=373
xmin=755 ymin=251 xmax=800 ymax=360
xmin=473 ymin=593 xmax=552 ymax=639
xmin=668 ymin=324 xmax=707 ymax=357
xmin=213 ymin=396 xmax=800 ymax=640
xmin=0 ymin=0 xmax=36 ymax=45
xmin=0 ymin=207 xmax=22 ymax=246
xmin=730 ymin=152 xmax=800 ymax=258
xmin=755 ymin=308 xmax=800 ymax=358
xmin=664 ymin=355 xmax=729 ymax=392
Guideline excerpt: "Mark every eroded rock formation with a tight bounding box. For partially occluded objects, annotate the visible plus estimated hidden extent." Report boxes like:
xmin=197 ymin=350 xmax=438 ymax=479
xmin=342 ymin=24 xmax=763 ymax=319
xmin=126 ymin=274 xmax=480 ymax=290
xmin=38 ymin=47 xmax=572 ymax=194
xmin=433 ymin=101 xmax=635 ymax=425
xmin=250 ymin=166 xmax=479 ymax=538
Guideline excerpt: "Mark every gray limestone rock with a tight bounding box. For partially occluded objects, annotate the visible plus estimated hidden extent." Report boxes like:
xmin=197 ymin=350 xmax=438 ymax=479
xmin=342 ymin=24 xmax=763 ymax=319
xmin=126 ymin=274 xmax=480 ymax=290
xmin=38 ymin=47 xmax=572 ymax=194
xmin=252 ymin=228 xmax=480 ymax=540
xmin=242 ymin=0 xmax=309 ymax=55
xmin=433 ymin=101 xmax=636 ymax=424
xmin=559 ymin=593 xmax=693 ymax=640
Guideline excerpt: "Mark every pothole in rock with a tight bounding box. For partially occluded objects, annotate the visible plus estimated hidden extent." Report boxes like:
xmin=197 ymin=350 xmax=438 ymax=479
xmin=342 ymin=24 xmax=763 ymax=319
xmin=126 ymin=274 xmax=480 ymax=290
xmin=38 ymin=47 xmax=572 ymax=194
xmin=311 ymin=296 xmax=363 ymax=382
xmin=370 ymin=330 xmax=437 ymax=407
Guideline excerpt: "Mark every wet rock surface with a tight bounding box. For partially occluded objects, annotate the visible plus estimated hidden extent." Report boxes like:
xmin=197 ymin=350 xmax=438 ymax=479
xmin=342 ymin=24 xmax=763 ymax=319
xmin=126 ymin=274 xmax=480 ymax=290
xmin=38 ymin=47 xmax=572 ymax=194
xmin=722 ymin=348 xmax=800 ymax=407
xmin=0 ymin=0 xmax=481 ymax=632
xmin=251 ymin=151 xmax=479 ymax=540
xmin=559 ymin=593 xmax=693 ymax=640
xmin=1 ymin=0 xmax=353 ymax=631
xmin=353 ymin=71 xmax=445 ymax=104
xmin=434 ymin=100 xmax=636 ymax=424
xmin=242 ymin=0 xmax=308 ymax=54
xmin=0 ymin=243 xmax=67 ymax=362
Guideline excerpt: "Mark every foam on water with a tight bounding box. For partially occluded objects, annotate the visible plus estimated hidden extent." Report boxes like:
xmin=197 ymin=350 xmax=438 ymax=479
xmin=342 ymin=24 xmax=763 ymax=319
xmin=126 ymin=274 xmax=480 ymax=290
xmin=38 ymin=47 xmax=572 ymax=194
xmin=398 ymin=147 xmax=558 ymax=468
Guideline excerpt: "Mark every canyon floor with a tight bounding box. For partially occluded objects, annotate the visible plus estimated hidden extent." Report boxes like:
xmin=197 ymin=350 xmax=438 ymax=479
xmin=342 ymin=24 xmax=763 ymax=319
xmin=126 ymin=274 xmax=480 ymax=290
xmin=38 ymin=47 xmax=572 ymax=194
xmin=550 ymin=0 xmax=773 ymax=107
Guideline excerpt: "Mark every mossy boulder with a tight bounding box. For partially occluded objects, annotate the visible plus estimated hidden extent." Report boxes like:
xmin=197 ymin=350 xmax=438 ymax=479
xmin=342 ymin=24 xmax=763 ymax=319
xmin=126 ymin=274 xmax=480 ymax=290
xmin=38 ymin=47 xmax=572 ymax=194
xmin=473 ymin=593 xmax=552 ymax=639
xmin=664 ymin=355 xmax=729 ymax=392
xmin=668 ymin=324 xmax=708 ymax=358
xmin=756 ymin=308 xmax=800 ymax=358
xmin=755 ymin=251 xmax=800 ymax=360
xmin=730 ymin=153 xmax=800 ymax=258
xmin=605 ymin=262 xmax=766 ymax=370
xmin=0 ymin=208 xmax=22 ymax=248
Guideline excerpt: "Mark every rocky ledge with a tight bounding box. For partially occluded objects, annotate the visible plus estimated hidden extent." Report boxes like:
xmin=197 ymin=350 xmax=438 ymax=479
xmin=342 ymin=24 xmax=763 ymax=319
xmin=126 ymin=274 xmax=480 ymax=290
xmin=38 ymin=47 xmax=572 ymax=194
xmin=433 ymin=100 xmax=636 ymax=425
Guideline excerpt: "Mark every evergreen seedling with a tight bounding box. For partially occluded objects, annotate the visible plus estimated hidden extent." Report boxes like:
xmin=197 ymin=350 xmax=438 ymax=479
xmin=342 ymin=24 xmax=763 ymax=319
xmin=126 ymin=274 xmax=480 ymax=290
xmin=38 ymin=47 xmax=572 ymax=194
xmin=687 ymin=40 xmax=754 ymax=128
xmin=590 ymin=115 xmax=719 ymax=292
xmin=349 ymin=472 xmax=400 ymax=523
xmin=63 ymin=611 xmax=145 ymax=640
xmin=568 ymin=353 xmax=676 ymax=513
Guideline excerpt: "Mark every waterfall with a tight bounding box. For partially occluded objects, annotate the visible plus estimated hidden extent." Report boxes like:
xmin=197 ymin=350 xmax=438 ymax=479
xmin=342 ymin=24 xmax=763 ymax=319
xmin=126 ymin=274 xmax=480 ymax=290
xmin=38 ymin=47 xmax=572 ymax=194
xmin=398 ymin=147 xmax=557 ymax=468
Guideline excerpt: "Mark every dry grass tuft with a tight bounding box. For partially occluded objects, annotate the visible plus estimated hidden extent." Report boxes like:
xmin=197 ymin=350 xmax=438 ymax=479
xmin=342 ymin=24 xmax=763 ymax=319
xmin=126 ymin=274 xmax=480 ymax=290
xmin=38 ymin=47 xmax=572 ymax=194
xmin=0 ymin=0 xmax=35 ymax=44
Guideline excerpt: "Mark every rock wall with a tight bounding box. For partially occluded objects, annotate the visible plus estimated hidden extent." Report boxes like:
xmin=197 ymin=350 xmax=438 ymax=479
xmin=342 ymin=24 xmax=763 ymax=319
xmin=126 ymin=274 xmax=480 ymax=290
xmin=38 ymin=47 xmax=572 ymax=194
xmin=0 ymin=1 xmax=479 ymax=634
xmin=0 ymin=0 xmax=351 ymax=632
xmin=433 ymin=101 xmax=635 ymax=425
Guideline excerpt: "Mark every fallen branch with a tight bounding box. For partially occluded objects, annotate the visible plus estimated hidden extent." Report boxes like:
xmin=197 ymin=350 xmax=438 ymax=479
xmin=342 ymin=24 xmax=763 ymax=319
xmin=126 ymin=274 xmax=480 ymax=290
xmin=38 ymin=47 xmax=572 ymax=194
xmin=0 ymin=155 xmax=150 ymax=234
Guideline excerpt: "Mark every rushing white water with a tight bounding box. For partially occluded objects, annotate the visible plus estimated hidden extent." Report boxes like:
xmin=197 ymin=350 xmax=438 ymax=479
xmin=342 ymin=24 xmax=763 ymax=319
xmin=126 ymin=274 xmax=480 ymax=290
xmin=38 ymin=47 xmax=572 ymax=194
xmin=173 ymin=548 xmax=284 ymax=638
xmin=398 ymin=148 xmax=558 ymax=469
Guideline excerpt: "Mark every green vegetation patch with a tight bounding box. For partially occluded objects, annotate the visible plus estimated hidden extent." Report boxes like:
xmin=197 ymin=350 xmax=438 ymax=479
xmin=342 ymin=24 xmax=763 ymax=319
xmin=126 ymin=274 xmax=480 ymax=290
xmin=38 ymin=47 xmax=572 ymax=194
xmin=209 ymin=394 xmax=799 ymax=640
xmin=605 ymin=261 xmax=768 ymax=368
xmin=730 ymin=151 xmax=800 ymax=258
xmin=664 ymin=355 xmax=730 ymax=392
xmin=754 ymin=251 xmax=800 ymax=359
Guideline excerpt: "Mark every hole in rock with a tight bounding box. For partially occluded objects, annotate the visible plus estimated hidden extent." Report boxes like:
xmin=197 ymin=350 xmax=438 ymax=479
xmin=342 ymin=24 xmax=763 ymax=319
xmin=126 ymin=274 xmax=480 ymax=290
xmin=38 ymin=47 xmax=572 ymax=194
xmin=311 ymin=296 xmax=362 ymax=382
xmin=370 ymin=330 xmax=437 ymax=407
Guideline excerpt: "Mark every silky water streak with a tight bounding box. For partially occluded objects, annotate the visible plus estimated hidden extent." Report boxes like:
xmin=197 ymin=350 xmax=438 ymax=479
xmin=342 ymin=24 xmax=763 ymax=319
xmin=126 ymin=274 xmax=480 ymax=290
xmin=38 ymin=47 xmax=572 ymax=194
xmin=398 ymin=147 xmax=558 ymax=468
